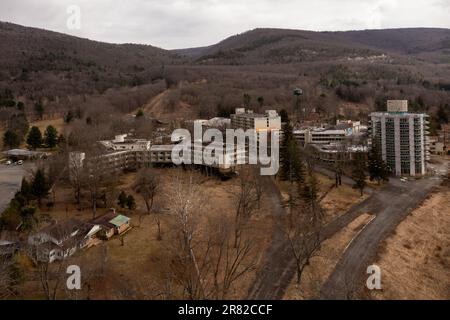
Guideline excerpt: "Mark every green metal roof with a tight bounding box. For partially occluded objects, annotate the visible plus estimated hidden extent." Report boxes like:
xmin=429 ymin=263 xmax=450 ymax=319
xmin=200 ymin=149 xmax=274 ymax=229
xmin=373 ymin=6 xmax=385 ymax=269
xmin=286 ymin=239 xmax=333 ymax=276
xmin=109 ymin=215 xmax=130 ymax=227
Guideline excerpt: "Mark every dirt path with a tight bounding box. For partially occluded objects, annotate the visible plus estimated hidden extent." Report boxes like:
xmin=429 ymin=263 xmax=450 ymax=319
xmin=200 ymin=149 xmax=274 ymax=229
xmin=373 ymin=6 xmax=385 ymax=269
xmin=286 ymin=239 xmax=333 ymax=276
xmin=136 ymin=89 xmax=195 ymax=122
xmin=246 ymin=176 xmax=288 ymax=299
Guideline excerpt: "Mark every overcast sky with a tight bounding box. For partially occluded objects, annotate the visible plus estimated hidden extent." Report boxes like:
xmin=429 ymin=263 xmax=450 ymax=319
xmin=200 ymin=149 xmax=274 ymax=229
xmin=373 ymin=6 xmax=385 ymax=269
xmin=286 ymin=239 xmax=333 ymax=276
xmin=1 ymin=0 xmax=450 ymax=49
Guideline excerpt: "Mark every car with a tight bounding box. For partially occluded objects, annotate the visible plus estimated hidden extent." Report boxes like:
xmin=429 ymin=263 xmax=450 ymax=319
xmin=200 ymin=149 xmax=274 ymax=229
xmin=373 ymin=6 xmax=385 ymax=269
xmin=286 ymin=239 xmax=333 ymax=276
xmin=6 ymin=160 xmax=12 ymax=165
xmin=17 ymin=160 xmax=23 ymax=165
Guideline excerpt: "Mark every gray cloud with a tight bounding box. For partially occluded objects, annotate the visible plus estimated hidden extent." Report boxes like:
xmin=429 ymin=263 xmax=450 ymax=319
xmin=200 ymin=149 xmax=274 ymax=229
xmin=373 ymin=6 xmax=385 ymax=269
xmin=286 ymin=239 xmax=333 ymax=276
xmin=0 ymin=0 xmax=449 ymax=49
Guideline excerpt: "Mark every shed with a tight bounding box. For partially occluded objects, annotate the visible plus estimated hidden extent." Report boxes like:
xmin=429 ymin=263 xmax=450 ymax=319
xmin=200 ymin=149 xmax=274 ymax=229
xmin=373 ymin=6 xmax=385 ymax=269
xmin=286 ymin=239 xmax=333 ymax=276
xmin=109 ymin=215 xmax=131 ymax=235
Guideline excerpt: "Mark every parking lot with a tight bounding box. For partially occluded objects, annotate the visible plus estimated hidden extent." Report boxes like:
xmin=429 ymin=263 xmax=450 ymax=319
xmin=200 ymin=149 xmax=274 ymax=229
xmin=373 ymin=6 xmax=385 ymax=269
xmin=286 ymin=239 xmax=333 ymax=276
xmin=0 ymin=162 xmax=33 ymax=215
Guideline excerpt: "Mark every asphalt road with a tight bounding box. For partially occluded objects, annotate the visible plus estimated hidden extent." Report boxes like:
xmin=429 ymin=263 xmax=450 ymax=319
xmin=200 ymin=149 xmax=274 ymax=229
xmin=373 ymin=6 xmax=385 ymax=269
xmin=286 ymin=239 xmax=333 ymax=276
xmin=247 ymin=158 xmax=449 ymax=300
xmin=320 ymin=159 xmax=449 ymax=299
xmin=0 ymin=163 xmax=32 ymax=215
xmin=247 ymin=176 xmax=288 ymax=299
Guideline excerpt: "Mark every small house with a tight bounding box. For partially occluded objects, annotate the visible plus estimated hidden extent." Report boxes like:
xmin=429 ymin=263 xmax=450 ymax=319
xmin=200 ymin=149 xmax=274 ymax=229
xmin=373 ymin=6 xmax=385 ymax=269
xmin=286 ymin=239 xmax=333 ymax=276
xmin=28 ymin=219 xmax=83 ymax=263
xmin=90 ymin=212 xmax=117 ymax=240
xmin=109 ymin=215 xmax=131 ymax=235
xmin=89 ymin=211 xmax=131 ymax=240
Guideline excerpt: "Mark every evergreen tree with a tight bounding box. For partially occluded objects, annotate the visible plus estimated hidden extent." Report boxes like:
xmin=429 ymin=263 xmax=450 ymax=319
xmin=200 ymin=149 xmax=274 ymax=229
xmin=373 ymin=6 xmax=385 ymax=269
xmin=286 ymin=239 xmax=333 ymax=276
xmin=243 ymin=93 xmax=251 ymax=107
xmin=20 ymin=177 xmax=31 ymax=202
xmin=279 ymin=119 xmax=305 ymax=182
xmin=368 ymin=142 xmax=390 ymax=185
xmin=20 ymin=206 xmax=37 ymax=231
xmin=17 ymin=101 xmax=25 ymax=111
xmin=352 ymin=152 xmax=367 ymax=196
xmin=135 ymin=109 xmax=144 ymax=118
xmin=8 ymin=113 xmax=29 ymax=143
xmin=279 ymin=109 xmax=289 ymax=123
xmin=257 ymin=96 xmax=264 ymax=109
xmin=30 ymin=169 xmax=50 ymax=206
xmin=117 ymin=191 xmax=128 ymax=208
xmin=126 ymin=195 xmax=136 ymax=210
xmin=437 ymin=104 xmax=449 ymax=124
xmin=44 ymin=125 xmax=58 ymax=148
xmin=298 ymin=166 xmax=321 ymax=221
xmin=26 ymin=126 xmax=42 ymax=149
xmin=3 ymin=130 xmax=20 ymax=149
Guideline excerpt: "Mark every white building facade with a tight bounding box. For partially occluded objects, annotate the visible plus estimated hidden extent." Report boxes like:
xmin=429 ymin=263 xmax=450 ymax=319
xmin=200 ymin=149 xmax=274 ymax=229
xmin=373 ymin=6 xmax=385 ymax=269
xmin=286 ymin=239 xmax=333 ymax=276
xmin=231 ymin=108 xmax=281 ymax=131
xmin=370 ymin=100 xmax=430 ymax=176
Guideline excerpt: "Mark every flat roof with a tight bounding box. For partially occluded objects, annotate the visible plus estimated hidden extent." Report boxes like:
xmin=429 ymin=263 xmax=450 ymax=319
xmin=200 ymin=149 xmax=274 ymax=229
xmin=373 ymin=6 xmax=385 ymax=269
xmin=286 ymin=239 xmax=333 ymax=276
xmin=232 ymin=113 xmax=267 ymax=119
xmin=3 ymin=149 xmax=43 ymax=156
xmin=370 ymin=112 xmax=429 ymax=117
xmin=294 ymin=129 xmax=347 ymax=135
xmin=151 ymin=145 xmax=174 ymax=152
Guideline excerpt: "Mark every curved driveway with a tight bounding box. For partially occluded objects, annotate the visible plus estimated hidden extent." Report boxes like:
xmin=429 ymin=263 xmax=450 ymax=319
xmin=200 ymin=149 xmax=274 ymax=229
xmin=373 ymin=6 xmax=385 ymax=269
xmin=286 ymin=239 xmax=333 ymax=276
xmin=248 ymin=159 xmax=448 ymax=300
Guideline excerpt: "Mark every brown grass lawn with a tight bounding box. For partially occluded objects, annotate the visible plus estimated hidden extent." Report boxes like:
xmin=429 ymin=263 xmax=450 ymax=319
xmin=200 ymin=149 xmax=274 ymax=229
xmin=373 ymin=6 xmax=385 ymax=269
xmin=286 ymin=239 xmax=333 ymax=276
xmin=277 ymin=173 xmax=367 ymax=223
xmin=16 ymin=167 xmax=366 ymax=299
xmin=1 ymin=118 xmax=65 ymax=151
xmin=31 ymin=118 xmax=65 ymax=134
xmin=18 ymin=167 xmax=274 ymax=299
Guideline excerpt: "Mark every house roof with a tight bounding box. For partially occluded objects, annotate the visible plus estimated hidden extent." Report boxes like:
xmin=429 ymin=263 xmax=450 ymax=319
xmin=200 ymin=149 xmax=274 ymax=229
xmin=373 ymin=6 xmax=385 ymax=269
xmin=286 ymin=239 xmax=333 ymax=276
xmin=0 ymin=230 xmax=19 ymax=243
xmin=109 ymin=215 xmax=130 ymax=227
xmin=90 ymin=211 xmax=118 ymax=229
xmin=85 ymin=225 xmax=102 ymax=238
xmin=38 ymin=218 xmax=82 ymax=241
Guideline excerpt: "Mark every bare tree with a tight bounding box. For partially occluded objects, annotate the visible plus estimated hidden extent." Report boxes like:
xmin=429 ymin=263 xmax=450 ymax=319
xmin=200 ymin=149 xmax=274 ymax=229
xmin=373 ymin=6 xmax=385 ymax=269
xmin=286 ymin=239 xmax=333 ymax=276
xmin=153 ymin=211 xmax=163 ymax=241
xmin=167 ymin=174 xmax=206 ymax=299
xmin=133 ymin=168 xmax=160 ymax=214
xmin=209 ymin=218 xmax=257 ymax=299
xmin=84 ymin=148 xmax=118 ymax=219
xmin=39 ymin=260 xmax=67 ymax=300
xmin=68 ymin=152 xmax=86 ymax=208
xmin=281 ymin=207 xmax=322 ymax=285
xmin=232 ymin=166 xmax=259 ymax=248
xmin=252 ymin=166 xmax=264 ymax=209
xmin=165 ymin=170 xmax=258 ymax=300
xmin=0 ymin=256 xmax=17 ymax=299
xmin=281 ymin=165 xmax=324 ymax=285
